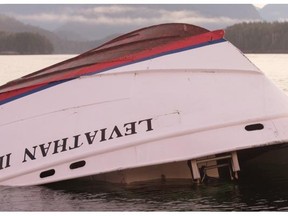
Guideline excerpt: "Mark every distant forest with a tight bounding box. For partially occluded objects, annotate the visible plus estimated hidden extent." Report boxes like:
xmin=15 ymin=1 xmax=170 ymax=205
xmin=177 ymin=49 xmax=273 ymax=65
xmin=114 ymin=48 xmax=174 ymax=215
xmin=225 ymin=22 xmax=288 ymax=53
xmin=0 ymin=32 xmax=53 ymax=54
xmin=1 ymin=22 xmax=288 ymax=54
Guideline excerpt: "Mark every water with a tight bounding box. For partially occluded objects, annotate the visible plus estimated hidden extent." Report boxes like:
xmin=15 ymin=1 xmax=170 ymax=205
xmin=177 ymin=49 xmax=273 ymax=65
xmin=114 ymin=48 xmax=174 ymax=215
xmin=0 ymin=54 xmax=288 ymax=211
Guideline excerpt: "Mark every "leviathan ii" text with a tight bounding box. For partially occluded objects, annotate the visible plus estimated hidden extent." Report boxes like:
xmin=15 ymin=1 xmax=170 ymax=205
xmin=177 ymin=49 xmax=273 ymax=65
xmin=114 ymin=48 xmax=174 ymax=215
xmin=22 ymin=118 xmax=153 ymax=163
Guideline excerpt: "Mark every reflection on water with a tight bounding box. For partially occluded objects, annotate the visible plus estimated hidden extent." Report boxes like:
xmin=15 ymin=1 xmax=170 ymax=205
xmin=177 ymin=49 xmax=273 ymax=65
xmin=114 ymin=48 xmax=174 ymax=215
xmin=1 ymin=178 xmax=288 ymax=211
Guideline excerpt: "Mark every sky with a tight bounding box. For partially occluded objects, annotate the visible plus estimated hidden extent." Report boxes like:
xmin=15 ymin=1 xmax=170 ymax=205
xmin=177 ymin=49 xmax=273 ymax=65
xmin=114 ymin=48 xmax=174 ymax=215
xmin=254 ymin=4 xmax=266 ymax=8
xmin=0 ymin=4 xmax=268 ymax=40
xmin=0 ymin=1 xmax=287 ymax=41
xmin=11 ymin=5 xmax=257 ymax=26
xmin=0 ymin=0 xmax=281 ymax=4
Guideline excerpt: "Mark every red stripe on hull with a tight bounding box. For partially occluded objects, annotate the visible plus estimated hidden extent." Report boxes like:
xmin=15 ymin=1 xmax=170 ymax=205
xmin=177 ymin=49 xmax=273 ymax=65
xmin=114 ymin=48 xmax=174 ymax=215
xmin=0 ymin=28 xmax=224 ymax=104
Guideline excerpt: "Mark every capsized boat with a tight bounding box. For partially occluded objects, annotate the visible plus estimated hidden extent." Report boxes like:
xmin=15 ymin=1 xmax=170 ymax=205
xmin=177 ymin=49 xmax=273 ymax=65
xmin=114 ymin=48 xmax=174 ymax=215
xmin=1 ymin=23 xmax=288 ymax=186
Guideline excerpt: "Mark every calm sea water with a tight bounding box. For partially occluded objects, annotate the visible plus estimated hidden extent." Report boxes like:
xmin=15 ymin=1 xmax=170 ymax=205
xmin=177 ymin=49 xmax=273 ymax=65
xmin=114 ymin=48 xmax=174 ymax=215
xmin=0 ymin=54 xmax=288 ymax=211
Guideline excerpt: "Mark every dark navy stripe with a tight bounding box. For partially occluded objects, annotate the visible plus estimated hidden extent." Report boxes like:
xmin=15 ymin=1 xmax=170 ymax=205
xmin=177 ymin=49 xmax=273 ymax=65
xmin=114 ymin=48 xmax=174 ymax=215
xmin=0 ymin=38 xmax=226 ymax=106
xmin=0 ymin=80 xmax=69 ymax=106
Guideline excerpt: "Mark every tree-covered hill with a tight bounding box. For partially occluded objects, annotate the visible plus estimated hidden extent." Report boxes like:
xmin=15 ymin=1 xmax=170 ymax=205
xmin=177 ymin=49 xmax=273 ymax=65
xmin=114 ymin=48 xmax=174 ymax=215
xmin=0 ymin=32 xmax=53 ymax=54
xmin=0 ymin=14 xmax=104 ymax=54
xmin=225 ymin=22 xmax=288 ymax=53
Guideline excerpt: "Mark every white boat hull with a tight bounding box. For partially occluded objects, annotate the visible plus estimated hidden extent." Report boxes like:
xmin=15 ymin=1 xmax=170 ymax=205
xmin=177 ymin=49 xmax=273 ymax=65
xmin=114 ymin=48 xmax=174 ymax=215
xmin=1 ymin=25 xmax=288 ymax=186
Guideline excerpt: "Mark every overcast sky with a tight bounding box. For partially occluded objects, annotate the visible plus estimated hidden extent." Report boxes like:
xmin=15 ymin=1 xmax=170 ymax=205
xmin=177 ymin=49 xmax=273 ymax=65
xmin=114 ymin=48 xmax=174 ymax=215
xmin=13 ymin=5 xmax=250 ymax=27
xmin=2 ymin=3 xmax=288 ymax=41
xmin=1 ymin=4 xmax=263 ymax=32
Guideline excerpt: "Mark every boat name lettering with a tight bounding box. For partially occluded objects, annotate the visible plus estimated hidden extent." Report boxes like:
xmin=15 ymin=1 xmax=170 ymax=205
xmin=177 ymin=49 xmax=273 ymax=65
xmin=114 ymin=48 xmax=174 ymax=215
xmin=0 ymin=118 xmax=153 ymax=171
